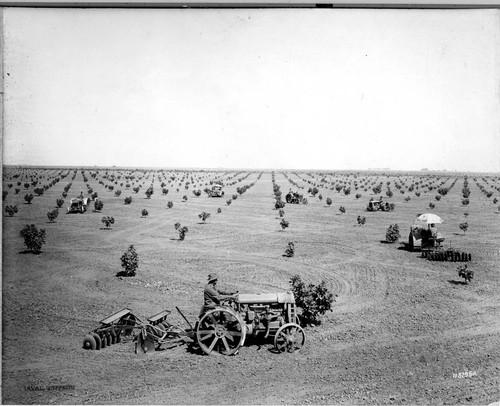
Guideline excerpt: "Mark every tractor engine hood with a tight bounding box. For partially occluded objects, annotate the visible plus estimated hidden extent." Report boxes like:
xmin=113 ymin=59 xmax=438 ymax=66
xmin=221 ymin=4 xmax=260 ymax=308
xmin=237 ymin=292 xmax=295 ymax=305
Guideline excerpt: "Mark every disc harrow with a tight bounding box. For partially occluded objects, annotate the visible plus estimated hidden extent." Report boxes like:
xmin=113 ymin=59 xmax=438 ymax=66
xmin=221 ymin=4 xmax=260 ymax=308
xmin=421 ymin=248 xmax=472 ymax=262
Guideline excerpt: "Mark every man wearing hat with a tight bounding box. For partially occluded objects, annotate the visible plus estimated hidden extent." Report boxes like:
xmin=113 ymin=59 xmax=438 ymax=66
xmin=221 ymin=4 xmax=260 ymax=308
xmin=199 ymin=273 xmax=236 ymax=317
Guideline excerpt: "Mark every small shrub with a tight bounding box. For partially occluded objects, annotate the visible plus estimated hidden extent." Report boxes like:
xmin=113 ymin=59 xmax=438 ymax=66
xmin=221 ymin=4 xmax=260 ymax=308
xmin=198 ymin=211 xmax=210 ymax=223
xmin=145 ymin=187 xmax=154 ymax=199
xmin=162 ymin=188 xmax=169 ymax=195
xmin=115 ymin=190 xmax=122 ymax=197
xmin=118 ymin=245 xmax=138 ymax=277
xmin=62 ymin=192 xmax=68 ymax=198
xmin=278 ymin=209 xmax=285 ymax=217
xmin=275 ymin=199 xmax=285 ymax=209
xmin=464 ymin=212 xmax=469 ymax=217
xmin=435 ymin=195 xmax=441 ymax=201
xmin=102 ymin=216 xmax=115 ymax=228
xmin=217 ymin=207 xmax=222 ymax=214
xmin=47 ymin=209 xmax=59 ymax=223
xmin=355 ymin=193 xmax=362 ymax=199
xmin=357 ymin=216 xmax=366 ymax=225
xmin=94 ymin=200 xmax=104 ymax=211
xmin=20 ymin=224 xmax=46 ymax=253
xmin=458 ymin=264 xmax=473 ymax=284
xmin=280 ymin=219 xmax=289 ymax=230
xmin=462 ymin=198 xmax=470 ymax=206
xmin=34 ymin=187 xmax=44 ymax=196
xmin=284 ymin=241 xmax=295 ymax=257
xmin=339 ymin=206 xmax=346 ymax=214
xmin=15 ymin=188 xmax=20 ymax=194
xmin=141 ymin=209 xmax=149 ymax=217
xmin=5 ymin=205 xmax=18 ymax=217
xmin=24 ymin=194 xmax=34 ymax=204
xmin=318 ymin=194 xmax=323 ymax=201
xmin=124 ymin=196 xmax=132 ymax=205
xmin=167 ymin=201 xmax=173 ymax=209
xmin=385 ymin=223 xmax=400 ymax=242
xmin=182 ymin=195 xmax=188 ymax=202
xmin=232 ymin=194 xmax=238 ymax=200
xmin=289 ymin=275 xmax=335 ymax=326
xmin=175 ymin=223 xmax=189 ymax=240
xmin=459 ymin=222 xmax=468 ymax=234
xmin=404 ymin=196 xmax=411 ymax=202
xmin=226 ymin=199 xmax=232 ymax=206
xmin=326 ymin=198 xmax=332 ymax=206
xmin=429 ymin=202 xmax=435 ymax=209
xmin=56 ymin=198 xmax=64 ymax=208
xmin=493 ymin=197 xmax=498 ymax=204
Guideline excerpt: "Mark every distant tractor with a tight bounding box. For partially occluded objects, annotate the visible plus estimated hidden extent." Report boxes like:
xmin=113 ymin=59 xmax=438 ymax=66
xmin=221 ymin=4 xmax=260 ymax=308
xmin=285 ymin=191 xmax=308 ymax=205
xmin=67 ymin=197 xmax=89 ymax=213
xmin=208 ymin=185 xmax=225 ymax=198
xmin=366 ymin=198 xmax=394 ymax=212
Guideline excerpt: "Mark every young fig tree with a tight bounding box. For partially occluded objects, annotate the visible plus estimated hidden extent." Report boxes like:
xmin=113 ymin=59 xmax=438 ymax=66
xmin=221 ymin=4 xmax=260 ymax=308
xmin=198 ymin=212 xmax=210 ymax=223
xmin=47 ymin=209 xmax=59 ymax=223
xmin=118 ymin=245 xmax=138 ymax=277
xmin=102 ymin=216 xmax=115 ymax=229
xmin=20 ymin=224 xmax=46 ymax=254
xmin=5 ymin=205 xmax=18 ymax=217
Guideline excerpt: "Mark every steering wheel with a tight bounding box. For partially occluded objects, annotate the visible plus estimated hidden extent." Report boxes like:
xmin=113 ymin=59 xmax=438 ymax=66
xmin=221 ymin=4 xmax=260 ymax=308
xmin=221 ymin=293 xmax=238 ymax=310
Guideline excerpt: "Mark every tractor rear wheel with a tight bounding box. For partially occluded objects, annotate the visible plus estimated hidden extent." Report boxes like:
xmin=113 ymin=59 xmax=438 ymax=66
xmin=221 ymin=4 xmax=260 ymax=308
xmin=274 ymin=323 xmax=305 ymax=353
xmin=196 ymin=308 xmax=246 ymax=356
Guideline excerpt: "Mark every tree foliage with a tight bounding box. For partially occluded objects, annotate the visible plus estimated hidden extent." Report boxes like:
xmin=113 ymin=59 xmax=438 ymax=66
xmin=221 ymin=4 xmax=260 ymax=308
xmin=47 ymin=209 xmax=59 ymax=223
xmin=118 ymin=245 xmax=138 ymax=277
xmin=385 ymin=223 xmax=400 ymax=242
xmin=458 ymin=264 xmax=473 ymax=284
xmin=20 ymin=224 xmax=46 ymax=253
xmin=289 ymin=275 xmax=335 ymax=326
xmin=102 ymin=216 xmax=115 ymax=228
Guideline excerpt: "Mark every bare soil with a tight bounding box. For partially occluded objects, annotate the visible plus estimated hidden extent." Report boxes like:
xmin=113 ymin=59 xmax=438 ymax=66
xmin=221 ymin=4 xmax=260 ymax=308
xmin=2 ymin=170 xmax=499 ymax=405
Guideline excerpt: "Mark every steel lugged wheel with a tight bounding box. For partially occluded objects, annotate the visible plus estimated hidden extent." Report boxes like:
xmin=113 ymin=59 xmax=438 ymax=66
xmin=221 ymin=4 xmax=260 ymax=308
xmin=196 ymin=308 xmax=246 ymax=356
xmin=83 ymin=334 xmax=97 ymax=350
xmin=274 ymin=323 xmax=305 ymax=353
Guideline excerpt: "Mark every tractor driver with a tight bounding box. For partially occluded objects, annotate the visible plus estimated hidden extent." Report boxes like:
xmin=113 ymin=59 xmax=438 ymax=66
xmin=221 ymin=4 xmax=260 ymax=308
xmin=199 ymin=273 xmax=236 ymax=318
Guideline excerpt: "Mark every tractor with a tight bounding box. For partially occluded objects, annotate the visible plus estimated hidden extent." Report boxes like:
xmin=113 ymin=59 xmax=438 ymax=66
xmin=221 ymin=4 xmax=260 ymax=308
xmin=366 ymin=198 xmax=394 ymax=212
xmin=285 ymin=191 xmax=308 ymax=205
xmin=208 ymin=185 xmax=224 ymax=197
xmin=195 ymin=291 xmax=304 ymax=355
xmin=66 ymin=197 xmax=89 ymax=213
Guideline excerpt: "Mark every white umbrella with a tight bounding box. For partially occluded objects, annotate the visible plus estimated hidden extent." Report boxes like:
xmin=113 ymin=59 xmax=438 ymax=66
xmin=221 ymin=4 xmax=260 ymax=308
xmin=413 ymin=213 xmax=443 ymax=228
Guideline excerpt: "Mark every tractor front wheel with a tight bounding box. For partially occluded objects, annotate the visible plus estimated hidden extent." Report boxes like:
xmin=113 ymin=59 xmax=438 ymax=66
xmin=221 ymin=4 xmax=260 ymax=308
xmin=274 ymin=323 xmax=305 ymax=353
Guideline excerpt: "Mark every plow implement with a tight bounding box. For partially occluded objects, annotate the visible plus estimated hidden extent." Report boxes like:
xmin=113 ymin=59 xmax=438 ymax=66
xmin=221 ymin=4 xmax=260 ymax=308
xmin=82 ymin=308 xmax=137 ymax=350
xmin=422 ymin=248 xmax=472 ymax=262
xmin=134 ymin=309 xmax=195 ymax=354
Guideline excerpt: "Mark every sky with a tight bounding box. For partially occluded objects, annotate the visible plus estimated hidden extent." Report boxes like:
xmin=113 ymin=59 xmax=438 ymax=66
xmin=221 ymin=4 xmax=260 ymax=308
xmin=3 ymin=8 xmax=500 ymax=172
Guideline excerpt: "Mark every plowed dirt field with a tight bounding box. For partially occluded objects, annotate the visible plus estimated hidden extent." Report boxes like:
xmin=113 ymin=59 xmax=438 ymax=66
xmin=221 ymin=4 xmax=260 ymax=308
xmin=2 ymin=170 xmax=499 ymax=405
